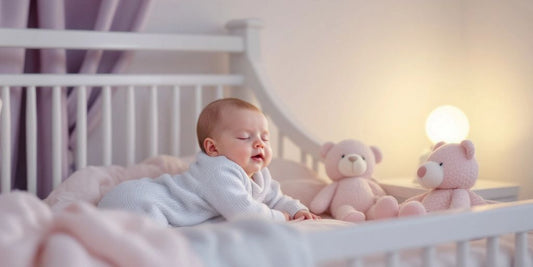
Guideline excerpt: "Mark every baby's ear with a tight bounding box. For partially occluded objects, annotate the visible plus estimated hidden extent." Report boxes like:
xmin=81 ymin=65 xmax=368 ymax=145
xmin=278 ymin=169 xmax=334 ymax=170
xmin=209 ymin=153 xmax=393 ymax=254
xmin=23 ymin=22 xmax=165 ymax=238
xmin=203 ymin=138 xmax=219 ymax=156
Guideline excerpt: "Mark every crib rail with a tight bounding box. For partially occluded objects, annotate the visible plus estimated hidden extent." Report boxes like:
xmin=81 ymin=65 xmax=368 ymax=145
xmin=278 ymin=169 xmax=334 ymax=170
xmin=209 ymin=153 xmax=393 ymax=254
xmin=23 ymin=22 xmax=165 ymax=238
xmin=309 ymin=200 xmax=533 ymax=266
xmin=0 ymin=28 xmax=244 ymax=52
xmin=0 ymin=74 xmax=244 ymax=87
xmin=226 ymin=20 xmax=323 ymax=166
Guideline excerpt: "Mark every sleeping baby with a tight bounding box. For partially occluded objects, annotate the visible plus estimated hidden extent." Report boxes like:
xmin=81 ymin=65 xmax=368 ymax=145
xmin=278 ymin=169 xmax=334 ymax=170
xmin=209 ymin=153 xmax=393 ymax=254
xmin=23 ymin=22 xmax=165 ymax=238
xmin=98 ymin=97 xmax=320 ymax=227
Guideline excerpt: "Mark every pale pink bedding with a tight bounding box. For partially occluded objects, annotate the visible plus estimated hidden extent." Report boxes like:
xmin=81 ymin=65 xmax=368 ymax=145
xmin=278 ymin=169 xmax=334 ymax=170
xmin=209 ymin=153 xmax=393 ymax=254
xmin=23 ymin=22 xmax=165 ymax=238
xmin=4 ymin=155 xmax=324 ymax=267
xmin=4 ymin=155 xmax=532 ymax=267
xmin=44 ymin=155 xmax=193 ymax=210
xmin=0 ymin=191 xmax=201 ymax=267
xmin=1 ymin=155 xmax=199 ymax=267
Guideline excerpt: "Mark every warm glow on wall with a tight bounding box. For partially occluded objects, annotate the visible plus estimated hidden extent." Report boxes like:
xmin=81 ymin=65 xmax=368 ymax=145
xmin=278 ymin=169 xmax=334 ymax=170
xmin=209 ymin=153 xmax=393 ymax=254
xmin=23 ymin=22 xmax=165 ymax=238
xmin=425 ymin=105 xmax=470 ymax=144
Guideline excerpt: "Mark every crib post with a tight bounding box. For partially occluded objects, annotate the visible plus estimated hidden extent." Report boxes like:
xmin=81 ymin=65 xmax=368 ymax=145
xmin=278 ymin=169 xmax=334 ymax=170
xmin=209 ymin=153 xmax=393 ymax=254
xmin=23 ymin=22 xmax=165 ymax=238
xmin=226 ymin=19 xmax=263 ymax=61
xmin=0 ymin=92 xmax=10 ymax=193
xmin=227 ymin=19 xmax=323 ymax=161
xmin=226 ymin=18 xmax=263 ymax=104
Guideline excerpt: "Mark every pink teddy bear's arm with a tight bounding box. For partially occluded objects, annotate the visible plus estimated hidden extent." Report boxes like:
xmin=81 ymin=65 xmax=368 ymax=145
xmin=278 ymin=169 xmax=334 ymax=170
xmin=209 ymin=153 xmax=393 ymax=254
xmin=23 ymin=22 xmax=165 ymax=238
xmin=367 ymin=178 xmax=386 ymax=196
xmin=309 ymin=182 xmax=339 ymax=214
xmin=469 ymin=191 xmax=488 ymax=205
xmin=450 ymin=189 xmax=471 ymax=209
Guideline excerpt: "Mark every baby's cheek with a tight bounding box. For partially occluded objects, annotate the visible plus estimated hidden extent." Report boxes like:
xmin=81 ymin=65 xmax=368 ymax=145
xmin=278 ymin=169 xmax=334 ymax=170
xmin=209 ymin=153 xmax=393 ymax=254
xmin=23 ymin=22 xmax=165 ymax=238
xmin=265 ymin=149 xmax=273 ymax=165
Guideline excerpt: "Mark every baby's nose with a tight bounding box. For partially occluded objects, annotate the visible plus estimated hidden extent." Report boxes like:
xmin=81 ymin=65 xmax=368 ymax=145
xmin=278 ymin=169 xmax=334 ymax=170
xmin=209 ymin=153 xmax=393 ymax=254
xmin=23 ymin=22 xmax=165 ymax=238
xmin=254 ymin=140 xmax=264 ymax=148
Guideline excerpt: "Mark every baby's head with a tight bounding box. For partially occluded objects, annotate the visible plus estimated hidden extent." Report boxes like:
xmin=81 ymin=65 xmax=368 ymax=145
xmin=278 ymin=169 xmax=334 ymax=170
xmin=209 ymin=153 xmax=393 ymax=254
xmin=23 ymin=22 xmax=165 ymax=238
xmin=197 ymin=98 xmax=272 ymax=177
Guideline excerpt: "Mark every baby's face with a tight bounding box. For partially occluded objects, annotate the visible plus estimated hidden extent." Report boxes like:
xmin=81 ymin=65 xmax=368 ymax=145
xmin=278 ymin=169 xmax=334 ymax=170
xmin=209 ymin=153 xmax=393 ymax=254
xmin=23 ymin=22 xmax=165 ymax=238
xmin=213 ymin=108 xmax=272 ymax=177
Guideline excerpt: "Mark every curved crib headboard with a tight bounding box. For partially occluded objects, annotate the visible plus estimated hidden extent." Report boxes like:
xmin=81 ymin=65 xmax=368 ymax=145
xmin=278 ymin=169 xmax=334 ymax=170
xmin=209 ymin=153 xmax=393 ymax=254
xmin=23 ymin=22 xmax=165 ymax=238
xmin=0 ymin=19 xmax=322 ymax=195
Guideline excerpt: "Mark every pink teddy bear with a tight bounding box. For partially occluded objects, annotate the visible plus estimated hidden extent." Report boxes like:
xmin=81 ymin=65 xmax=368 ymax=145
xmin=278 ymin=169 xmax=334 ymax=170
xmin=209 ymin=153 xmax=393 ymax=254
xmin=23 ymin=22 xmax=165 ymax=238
xmin=400 ymin=140 xmax=488 ymax=215
xmin=310 ymin=139 xmax=401 ymax=222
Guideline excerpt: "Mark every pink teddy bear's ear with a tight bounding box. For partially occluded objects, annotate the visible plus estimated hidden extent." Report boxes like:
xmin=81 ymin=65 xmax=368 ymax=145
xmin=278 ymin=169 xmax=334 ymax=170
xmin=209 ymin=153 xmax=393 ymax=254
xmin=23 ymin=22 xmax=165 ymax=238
xmin=370 ymin=146 xmax=382 ymax=164
xmin=461 ymin=139 xmax=475 ymax=160
xmin=433 ymin=141 xmax=446 ymax=151
xmin=320 ymin=142 xmax=335 ymax=159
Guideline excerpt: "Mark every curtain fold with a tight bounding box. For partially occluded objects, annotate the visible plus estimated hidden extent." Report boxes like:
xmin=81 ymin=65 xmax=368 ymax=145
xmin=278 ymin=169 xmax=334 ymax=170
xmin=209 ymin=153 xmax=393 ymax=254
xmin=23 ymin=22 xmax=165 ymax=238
xmin=0 ymin=0 xmax=152 ymax=198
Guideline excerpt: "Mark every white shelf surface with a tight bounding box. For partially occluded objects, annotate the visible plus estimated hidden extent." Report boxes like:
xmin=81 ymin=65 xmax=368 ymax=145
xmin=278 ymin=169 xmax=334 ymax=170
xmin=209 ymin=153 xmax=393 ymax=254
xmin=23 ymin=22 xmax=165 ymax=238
xmin=379 ymin=177 xmax=520 ymax=202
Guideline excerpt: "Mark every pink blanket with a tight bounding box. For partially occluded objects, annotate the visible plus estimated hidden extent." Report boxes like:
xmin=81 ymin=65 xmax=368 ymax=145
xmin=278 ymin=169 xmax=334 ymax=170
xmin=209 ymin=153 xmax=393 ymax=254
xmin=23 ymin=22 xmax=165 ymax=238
xmin=0 ymin=192 xmax=201 ymax=267
xmin=1 ymin=155 xmax=323 ymax=267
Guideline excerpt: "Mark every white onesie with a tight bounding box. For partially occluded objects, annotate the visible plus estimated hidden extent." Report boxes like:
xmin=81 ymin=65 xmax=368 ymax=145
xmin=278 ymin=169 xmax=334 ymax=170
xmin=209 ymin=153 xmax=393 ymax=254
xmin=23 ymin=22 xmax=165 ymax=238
xmin=98 ymin=152 xmax=308 ymax=226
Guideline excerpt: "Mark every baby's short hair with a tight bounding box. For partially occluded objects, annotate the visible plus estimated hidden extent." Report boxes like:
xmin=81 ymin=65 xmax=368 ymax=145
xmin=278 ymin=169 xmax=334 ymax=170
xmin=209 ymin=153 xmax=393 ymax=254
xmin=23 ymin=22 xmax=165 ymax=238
xmin=196 ymin=98 xmax=261 ymax=152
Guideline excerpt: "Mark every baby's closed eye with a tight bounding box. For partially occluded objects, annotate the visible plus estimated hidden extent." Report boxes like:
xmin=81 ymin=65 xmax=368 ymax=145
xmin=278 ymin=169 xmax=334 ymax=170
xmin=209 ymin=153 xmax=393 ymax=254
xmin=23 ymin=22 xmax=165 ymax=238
xmin=237 ymin=135 xmax=250 ymax=140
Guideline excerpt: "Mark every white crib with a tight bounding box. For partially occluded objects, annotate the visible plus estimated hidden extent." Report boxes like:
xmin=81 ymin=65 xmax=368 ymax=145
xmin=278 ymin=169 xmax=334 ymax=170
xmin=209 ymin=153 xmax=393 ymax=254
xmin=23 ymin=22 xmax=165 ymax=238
xmin=0 ymin=19 xmax=321 ymax=194
xmin=1 ymin=19 xmax=532 ymax=267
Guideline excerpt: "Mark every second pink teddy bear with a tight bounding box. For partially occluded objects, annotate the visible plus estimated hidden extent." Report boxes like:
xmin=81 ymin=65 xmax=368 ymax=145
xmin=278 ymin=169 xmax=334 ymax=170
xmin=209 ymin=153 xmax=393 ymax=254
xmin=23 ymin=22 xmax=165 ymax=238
xmin=399 ymin=140 xmax=488 ymax=216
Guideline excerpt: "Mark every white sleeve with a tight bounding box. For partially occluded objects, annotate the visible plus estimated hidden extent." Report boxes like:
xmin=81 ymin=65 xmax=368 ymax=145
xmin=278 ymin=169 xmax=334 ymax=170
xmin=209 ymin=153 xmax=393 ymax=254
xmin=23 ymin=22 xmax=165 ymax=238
xmin=261 ymin=170 xmax=309 ymax=217
xmin=199 ymin=163 xmax=286 ymax=222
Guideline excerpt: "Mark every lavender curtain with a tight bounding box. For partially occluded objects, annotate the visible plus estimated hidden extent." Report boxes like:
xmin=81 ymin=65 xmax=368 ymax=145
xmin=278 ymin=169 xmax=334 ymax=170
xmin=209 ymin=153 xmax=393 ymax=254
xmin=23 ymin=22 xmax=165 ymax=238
xmin=0 ymin=0 xmax=152 ymax=198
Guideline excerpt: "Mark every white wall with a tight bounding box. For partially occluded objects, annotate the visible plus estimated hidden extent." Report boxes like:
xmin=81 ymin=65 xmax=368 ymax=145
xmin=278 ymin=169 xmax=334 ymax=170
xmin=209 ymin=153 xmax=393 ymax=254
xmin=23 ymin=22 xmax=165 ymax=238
xmin=463 ymin=1 xmax=533 ymax=200
xmin=118 ymin=0 xmax=533 ymax=199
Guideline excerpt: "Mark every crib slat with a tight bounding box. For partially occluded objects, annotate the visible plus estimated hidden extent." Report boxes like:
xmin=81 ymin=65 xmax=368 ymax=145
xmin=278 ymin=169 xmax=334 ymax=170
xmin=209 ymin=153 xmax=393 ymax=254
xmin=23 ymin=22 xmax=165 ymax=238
xmin=149 ymin=85 xmax=158 ymax=157
xmin=102 ymin=85 xmax=112 ymax=166
xmin=457 ymin=240 xmax=470 ymax=267
xmin=423 ymin=246 xmax=435 ymax=267
xmin=348 ymin=258 xmax=362 ymax=267
xmin=386 ymin=251 xmax=399 ymax=267
xmin=312 ymin=157 xmax=319 ymax=173
xmin=1 ymin=86 xmax=12 ymax=193
xmin=26 ymin=86 xmax=37 ymax=194
xmin=52 ymin=85 xmax=62 ymax=188
xmin=194 ymin=85 xmax=202 ymax=153
xmin=126 ymin=85 xmax=136 ymax=165
xmin=278 ymin=132 xmax=285 ymax=158
xmin=514 ymin=232 xmax=529 ymax=266
xmin=195 ymin=85 xmax=202 ymax=119
xmin=76 ymin=86 xmax=87 ymax=170
xmin=300 ymin=151 xmax=307 ymax=165
xmin=486 ymin=236 xmax=500 ymax=267
xmin=171 ymin=85 xmax=180 ymax=156
xmin=215 ymin=84 xmax=224 ymax=99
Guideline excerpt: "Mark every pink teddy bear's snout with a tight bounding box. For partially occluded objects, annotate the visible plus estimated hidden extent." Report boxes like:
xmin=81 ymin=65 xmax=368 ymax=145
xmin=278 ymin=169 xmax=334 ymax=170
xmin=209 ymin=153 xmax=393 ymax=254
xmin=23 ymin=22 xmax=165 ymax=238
xmin=347 ymin=155 xmax=359 ymax=162
xmin=417 ymin=161 xmax=444 ymax=189
xmin=338 ymin=153 xmax=367 ymax=177
xmin=417 ymin=166 xmax=426 ymax=177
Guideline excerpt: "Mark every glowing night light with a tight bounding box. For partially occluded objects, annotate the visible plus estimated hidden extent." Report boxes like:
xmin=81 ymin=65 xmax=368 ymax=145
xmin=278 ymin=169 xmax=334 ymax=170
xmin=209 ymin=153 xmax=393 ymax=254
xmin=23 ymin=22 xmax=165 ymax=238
xmin=425 ymin=105 xmax=470 ymax=144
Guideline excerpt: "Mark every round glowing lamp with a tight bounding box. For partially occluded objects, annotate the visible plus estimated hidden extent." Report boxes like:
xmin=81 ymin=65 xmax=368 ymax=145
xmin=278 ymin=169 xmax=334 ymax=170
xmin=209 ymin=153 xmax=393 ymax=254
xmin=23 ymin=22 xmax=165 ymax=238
xmin=425 ymin=105 xmax=470 ymax=144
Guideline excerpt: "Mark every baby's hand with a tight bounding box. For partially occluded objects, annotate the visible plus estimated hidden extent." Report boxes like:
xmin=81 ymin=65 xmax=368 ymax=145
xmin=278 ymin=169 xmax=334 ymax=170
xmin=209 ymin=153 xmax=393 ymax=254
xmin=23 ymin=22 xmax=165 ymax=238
xmin=293 ymin=210 xmax=321 ymax=220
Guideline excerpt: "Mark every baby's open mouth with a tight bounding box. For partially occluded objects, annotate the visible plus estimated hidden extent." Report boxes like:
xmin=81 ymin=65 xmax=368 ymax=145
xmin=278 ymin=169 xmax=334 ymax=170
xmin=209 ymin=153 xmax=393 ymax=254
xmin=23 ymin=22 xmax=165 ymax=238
xmin=252 ymin=154 xmax=264 ymax=161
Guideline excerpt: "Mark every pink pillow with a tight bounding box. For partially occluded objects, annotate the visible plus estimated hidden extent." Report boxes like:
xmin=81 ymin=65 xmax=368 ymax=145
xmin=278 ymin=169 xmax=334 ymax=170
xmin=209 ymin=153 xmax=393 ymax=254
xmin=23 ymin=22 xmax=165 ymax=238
xmin=269 ymin=158 xmax=327 ymax=208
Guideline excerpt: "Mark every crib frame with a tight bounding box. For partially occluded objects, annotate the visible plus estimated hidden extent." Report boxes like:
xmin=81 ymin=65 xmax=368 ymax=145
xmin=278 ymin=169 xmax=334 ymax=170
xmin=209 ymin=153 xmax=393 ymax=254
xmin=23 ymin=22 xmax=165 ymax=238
xmin=0 ymin=19 xmax=322 ymax=194
xmin=1 ymin=19 xmax=532 ymax=267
